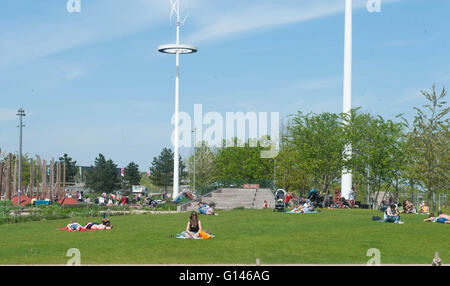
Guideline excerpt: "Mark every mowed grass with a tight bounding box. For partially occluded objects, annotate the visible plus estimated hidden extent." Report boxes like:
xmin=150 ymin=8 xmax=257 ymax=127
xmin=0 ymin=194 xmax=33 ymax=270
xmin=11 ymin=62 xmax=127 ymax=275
xmin=0 ymin=209 xmax=448 ymax=265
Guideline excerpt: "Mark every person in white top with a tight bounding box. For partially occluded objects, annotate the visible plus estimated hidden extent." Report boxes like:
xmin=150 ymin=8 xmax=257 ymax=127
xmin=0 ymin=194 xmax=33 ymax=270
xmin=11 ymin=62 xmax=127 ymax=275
xmin=384 ymin=204 xmax=404 ymax=224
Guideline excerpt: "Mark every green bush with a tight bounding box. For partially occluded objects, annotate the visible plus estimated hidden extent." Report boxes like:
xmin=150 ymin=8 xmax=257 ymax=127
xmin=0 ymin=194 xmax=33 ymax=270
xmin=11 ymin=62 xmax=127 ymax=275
xmin=0 ymin=201 xmax=13 ymax=207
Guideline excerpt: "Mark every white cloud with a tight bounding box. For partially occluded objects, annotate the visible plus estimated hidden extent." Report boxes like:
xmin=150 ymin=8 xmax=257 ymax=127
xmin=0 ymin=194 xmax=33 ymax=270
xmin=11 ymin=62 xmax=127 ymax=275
xmin=185 ymin=0 xmax=405 ymax=44
xmin=0 ymin=0 xmax=168 ymax=71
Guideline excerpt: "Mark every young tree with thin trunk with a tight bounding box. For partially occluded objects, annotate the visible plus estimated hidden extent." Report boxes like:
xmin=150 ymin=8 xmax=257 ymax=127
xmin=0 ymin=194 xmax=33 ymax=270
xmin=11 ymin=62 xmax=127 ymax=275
xmin=403 ymin=85 xmax=449 ymax=213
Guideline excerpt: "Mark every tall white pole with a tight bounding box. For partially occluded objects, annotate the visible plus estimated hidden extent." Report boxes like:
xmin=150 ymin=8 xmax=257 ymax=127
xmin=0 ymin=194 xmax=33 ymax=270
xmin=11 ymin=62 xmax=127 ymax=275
xmin=173 ymin=11 xmax=181 ymax=200
xmin=341 ymin=0 xmax=352 ymax=200
xmin=159 ymin=0 xmax=197 ymax=201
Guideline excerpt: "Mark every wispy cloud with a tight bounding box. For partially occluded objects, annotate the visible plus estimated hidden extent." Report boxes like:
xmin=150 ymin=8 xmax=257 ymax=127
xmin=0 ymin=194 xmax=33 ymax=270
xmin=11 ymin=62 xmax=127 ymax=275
xmin=185 ymin=0 xmax=405 ymax=43
xmin=0 ymin=0 xmax=168 ymax=71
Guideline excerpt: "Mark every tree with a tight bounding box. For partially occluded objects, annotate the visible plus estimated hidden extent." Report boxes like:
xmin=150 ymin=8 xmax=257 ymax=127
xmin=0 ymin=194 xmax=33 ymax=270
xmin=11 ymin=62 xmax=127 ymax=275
xmin=212 ymin=138 xmax=274 ymax=184
xmin=404 ymin=85 xmax=449 ymax=213
xmin=286 ymin=112 xmax=346 ymax=205
xmin=187 ymin=143 xmax=216 ymax=191
xmin=344 ymin=110 xmax=405 ymax=208
xmin=149 ymin=148 xmax=187 ymax=194
xmin=58 ymin=153 xmax=78 ymax=183
xmin=123 ymin=162 xmax=141 ymax=189
xmin=85 ymin=154 xmax=120 ymax=193
xmin=274 ymin=144 xmax=313 ymax=195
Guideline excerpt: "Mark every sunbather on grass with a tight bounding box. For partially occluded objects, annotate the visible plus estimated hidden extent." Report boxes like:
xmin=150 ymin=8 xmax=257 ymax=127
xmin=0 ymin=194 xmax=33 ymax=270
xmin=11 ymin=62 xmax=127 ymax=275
xmin=425 ymin=212 xmax=450 ymax=224
xmin=198 ymin=202 xmax=214 ymax=215
xmin=84 ymin=218 xmax=113 ymax=230
xmin=84 ymin=222 xmax=113 ymax=230
xmin=66 ymin=221 xmax=83 ymax=231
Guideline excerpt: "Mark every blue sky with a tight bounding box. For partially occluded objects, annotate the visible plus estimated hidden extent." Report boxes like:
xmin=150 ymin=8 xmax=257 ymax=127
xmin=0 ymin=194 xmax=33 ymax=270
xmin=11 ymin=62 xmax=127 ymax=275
xmin=0 ymin=0 xmax=449 ymax=170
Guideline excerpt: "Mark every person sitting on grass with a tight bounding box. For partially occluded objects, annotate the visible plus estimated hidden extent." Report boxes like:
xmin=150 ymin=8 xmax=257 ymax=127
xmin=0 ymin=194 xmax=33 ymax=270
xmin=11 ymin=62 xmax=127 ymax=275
xmin=402 ymin=200 xmax=417 ymax=214
xmin=66 ymin=221 xmax=83 ymax=231
xmin=302 ymin=197 xmax=314 ymax=213
xmin=419 ymin=201 xmax=430 ymax=214
xmin=285 ymin=192 xmax=293 ymax=207
xmin=384 ymin=204 xmax=404 ymax=224
xmin=184 ymin=211 xmax=202 ymax=239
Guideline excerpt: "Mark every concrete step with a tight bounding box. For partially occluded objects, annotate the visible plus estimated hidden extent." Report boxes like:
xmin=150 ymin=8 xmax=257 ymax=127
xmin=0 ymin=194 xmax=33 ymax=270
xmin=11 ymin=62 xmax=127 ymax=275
xmin=178 ymin=188 xmax=275 ymax=211
xmin=212 ymin=194 xmax=255 ymax=199
xmin=219 ymin=189 xmax=257 ymax=194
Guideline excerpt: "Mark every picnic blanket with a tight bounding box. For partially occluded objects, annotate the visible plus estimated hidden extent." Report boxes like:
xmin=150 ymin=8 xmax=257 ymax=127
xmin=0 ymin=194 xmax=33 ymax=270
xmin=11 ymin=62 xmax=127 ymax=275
xmin=284 ymin=210 xmax=320 ymax=214
xmin=57 ymin=227 xmax=98 ymax=231
xmin=176 ymin=231 xmax=215 ymax=240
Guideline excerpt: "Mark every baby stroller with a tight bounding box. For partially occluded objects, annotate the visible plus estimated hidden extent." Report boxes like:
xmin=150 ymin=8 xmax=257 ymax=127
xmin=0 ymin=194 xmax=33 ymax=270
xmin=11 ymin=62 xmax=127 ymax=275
xmin=274 ymin=189 xmax=287 ymax=212
xmin=307 ymin=189 xmax=323 ymax=208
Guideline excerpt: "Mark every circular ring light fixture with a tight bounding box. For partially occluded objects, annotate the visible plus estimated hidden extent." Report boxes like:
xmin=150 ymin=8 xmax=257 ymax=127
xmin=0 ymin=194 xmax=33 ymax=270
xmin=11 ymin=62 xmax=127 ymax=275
xmin=158 ymin=44 xmax=198 ymax=54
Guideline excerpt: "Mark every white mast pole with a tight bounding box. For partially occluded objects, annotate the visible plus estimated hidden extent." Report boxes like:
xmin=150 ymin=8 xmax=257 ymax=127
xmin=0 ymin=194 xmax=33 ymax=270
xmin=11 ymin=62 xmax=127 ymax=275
xmin=158 ymin=0 xmax=198 ymax=201
xmin=173 ymin=0 xmax=181 ymax=201
xmin=341 ymin=0 xmax=353 ymax=200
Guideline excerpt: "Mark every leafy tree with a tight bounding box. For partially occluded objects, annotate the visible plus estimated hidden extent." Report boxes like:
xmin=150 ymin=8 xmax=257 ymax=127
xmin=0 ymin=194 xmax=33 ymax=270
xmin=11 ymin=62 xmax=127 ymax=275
xmin=344 ymin=111 xmax=405 ymax=208
xmin=274 ymin=143 xmax=313 ymax=195
xmin=123 ymin=162 xmax=141 ymax=188
xmin=85 ymin=154 xmax=120 ymax=193
xmin=403 ymin=85 xmax=449 ymax=212
xmin=212 ymin=138 xmax=273 ymax=184
xmin=286 ymin=112 xmax=346 ymax=205
xmin=187 ymin=143 xmax=216 ymax=192
xmin=58 ymin=153 xmax=78 ymax=183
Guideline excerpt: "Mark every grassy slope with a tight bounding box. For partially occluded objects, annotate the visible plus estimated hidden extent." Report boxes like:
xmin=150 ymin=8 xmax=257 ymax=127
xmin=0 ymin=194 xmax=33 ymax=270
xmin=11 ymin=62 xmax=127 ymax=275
xmin=0 ymin=209 xmax=448 ymax=264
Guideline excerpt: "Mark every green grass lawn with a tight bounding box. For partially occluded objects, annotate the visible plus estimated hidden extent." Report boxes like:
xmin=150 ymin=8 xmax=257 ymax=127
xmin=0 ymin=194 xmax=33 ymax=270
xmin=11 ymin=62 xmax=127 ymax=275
xmin=0 ymin=209 xmax=448 ymax=265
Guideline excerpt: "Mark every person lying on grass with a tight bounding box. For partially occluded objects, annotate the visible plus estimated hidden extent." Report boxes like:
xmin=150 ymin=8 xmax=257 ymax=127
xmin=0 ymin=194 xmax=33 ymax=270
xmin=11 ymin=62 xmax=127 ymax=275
xmin=424 ymin=212 xmax=450 ymax=224
xmin=66 ymin=221 xmax=84 ymax=231
xmin=384 ymin=204 xmax=404 ymax=224
xmin=184 ymin=211 xmax=202 ymax=239
xmin=198 ymin=202 xmax=215 ymax=215
xmin=84 ymin=219 xmax=113 ymax=230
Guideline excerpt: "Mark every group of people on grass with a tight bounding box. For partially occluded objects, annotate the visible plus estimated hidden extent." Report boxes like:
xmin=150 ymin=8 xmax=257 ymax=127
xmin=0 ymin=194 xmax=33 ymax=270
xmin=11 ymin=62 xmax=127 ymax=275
xmin=380 ymin=202 xmax=450 ymax=224
xmin=62 ymin=191 xmax=447 ymax=234
xmin=289 ymin=197 xmax=315 ymax=213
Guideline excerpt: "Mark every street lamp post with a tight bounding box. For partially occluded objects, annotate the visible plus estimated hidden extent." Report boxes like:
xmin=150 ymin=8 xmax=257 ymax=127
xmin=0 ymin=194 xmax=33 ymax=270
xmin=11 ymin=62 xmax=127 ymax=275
xmin=17 ymin=108 xmax=25 ymax=210
xmin=158 ymin=0 xmax=197 ymax=201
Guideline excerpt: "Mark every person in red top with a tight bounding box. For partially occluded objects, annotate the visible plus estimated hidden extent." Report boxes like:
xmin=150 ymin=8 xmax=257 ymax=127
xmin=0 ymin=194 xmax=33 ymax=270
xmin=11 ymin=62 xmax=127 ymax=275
xmin=285 ymin=193 xmax=292 ymax=207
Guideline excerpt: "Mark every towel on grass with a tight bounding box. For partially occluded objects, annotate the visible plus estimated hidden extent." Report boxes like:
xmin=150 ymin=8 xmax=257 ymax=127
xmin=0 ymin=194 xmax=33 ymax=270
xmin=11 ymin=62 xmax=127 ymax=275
xmin=57 ymin=227 xmax=98 ymax=231
xmin=284 ymin=210 xmax=320 ymax=214
xmin=176 ymin=231 xmax=215 ymax=239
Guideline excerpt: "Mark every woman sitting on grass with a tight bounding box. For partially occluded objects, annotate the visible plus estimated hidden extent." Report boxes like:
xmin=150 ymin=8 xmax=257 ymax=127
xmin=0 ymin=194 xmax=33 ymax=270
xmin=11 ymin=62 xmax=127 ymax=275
xmin=184 ymin=211 xmax=202 ymax=239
